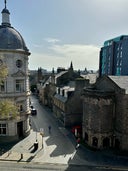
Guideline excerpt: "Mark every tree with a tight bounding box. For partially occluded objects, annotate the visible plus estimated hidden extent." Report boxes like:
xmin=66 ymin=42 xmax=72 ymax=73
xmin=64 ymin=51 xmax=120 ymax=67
xmin=0 ymin=63 xmax=8 ymax=84
xmin=0 ymin=99 xmax=19 ymax=120
xmin=0 ymin=60 xmax=19 ymax=119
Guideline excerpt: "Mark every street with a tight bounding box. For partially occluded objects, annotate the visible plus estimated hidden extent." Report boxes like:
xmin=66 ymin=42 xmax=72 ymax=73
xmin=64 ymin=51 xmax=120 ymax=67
xmin=30 ymin=95 xmax=76 ymax=163
xmin=0 ymin=95 xmax=128 ymax=170
xmin=0 ymin=161 xmax=128 ymax=171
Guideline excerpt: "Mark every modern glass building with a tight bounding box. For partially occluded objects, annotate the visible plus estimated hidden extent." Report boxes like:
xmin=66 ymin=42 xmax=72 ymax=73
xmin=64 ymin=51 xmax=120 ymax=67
xmin=99 ymin=35 xmax=128 ymax=76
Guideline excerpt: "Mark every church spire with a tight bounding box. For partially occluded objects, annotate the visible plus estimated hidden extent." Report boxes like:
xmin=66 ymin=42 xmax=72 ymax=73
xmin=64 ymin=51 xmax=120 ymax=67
xmin=1 ymin=0 xmax=11 ymax=26
xmin=5 ymin=0 xmax=7 ymax=9
xmin=70 ymin=61 xmax=73 ymax=70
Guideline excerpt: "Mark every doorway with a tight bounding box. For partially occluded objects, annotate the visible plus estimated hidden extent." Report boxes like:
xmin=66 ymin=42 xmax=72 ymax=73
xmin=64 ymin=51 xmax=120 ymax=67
xmin=17 ymin=121 xmax=23 ymax=138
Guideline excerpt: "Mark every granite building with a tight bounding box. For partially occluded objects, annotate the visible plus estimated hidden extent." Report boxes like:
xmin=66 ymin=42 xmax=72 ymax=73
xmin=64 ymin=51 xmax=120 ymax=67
xmin=0 ymin=2 xmax=31 ymax=142
xmin=82 ymin=75 xmax=128 ymax=151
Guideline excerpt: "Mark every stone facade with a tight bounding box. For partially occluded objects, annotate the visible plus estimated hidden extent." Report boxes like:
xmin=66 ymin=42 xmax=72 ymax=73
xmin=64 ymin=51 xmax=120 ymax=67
xmin=0 ymin=4 xmax=30 ymax=142
xmin=37 ymin=63 xmax=85 ymax=127
xmin=82 ymin=75 xmax=128 ymax=151
xmin=53 ymin=79 xmax=89 ymax=127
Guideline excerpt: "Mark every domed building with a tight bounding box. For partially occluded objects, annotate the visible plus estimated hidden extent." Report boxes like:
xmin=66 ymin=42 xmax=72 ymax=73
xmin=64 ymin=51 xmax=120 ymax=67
xmin=0 ymin=1 xmax=31 ymax=142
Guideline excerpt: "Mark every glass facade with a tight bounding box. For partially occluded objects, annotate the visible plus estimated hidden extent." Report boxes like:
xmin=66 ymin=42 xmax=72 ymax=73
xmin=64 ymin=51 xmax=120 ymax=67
xmin=99 ymin=35 xmax=128 ymax=76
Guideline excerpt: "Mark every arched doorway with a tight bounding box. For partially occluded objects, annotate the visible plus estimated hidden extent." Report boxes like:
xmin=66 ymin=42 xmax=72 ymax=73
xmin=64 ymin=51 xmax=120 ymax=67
xmin=103 ymin=137 xmax=110 ymax=148
xmin=115 ymin=139 xmax=120 ymax=149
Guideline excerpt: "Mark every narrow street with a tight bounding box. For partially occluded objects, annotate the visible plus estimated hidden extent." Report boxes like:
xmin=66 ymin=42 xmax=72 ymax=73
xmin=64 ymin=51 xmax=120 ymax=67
xmin=30 ymin=95 xmax=77 ymax=164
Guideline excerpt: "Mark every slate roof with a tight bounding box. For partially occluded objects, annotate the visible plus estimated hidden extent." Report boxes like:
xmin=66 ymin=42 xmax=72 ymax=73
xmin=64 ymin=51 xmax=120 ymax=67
xmin=54 ymin=86 xmax=75 ymax=103
xmin=55 ymin=71 xmax=68 ymax=79
xmin=81 ymin=73 xmax=98 ymax=84
xmin=54 ymin=94 xmax=67 ymax=103
xmin=109 ymin=76 xmax=128 ymax=94
xmin=0 ymin=26 xmax=29 ymax=51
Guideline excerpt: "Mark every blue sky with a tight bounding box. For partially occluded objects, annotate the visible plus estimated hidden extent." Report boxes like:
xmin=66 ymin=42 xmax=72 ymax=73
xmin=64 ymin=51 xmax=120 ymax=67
xmin=0 ymin=0 xmax=128 ymax=71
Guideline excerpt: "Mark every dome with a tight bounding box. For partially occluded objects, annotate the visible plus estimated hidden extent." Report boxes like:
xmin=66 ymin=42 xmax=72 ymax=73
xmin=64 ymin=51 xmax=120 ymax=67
xmin=0 ymin=25 xmax=29 ymax=51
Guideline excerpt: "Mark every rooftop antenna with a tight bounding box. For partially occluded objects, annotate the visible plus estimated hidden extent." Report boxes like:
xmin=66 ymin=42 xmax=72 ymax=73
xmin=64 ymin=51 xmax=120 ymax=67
xmin=5 ymin=0 xmax=7 ymax=9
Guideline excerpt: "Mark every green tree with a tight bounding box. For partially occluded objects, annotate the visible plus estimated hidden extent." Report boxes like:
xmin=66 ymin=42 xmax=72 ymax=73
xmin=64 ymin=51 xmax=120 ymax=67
xmin=0 ymin=56 xmax=8 ymax=83
xmin=0 ymin=61 xmax=19 ymax=119
xmin=0 ymin=99 xmax=19 ymax=119
xmin=0 ymin=63 xmax=8 ymax=84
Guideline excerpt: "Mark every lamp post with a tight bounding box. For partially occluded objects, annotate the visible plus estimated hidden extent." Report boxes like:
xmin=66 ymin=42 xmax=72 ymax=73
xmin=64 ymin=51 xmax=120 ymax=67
xmin=40 ymin=128 xmax=44 ymax=148
xmin=35 ymin=131 xmax=37 ymax=141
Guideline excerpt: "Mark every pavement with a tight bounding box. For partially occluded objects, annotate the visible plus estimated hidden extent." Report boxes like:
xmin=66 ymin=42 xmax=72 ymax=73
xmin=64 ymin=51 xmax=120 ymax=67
xmin=0 ymin=128 xmax=128 ymax=171
xmin=0 ymin=129 xmax=76 ymax=164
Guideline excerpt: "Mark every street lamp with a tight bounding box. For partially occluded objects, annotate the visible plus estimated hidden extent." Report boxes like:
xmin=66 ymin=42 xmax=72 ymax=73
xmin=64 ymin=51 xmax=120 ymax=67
xmin=40 ymin=128 xmax=44 ymax=148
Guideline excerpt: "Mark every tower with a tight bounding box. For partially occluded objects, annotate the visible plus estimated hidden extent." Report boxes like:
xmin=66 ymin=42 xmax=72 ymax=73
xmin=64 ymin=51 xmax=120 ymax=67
xmin=0 ymin=1 xmax=31 ymax=142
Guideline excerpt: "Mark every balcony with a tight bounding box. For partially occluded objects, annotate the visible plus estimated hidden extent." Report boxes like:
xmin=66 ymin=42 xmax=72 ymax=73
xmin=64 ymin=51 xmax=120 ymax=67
xmin=0 ymin=91 xmax=31 ymax=98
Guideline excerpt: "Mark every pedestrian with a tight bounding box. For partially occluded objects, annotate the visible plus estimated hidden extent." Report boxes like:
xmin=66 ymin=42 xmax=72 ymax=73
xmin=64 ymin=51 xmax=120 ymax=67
xmin=48 ymin=125 xmax=51 ymax=133
xmin=76 ymin=138 xmax=80 ymax=149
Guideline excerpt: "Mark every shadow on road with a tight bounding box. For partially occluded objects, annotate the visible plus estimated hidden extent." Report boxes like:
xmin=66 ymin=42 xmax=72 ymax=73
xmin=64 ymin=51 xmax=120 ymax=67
xmin=0 ymin=140 xmax=19 ymax=156
xmin=45 ymin=127 xmax=75 ymax=157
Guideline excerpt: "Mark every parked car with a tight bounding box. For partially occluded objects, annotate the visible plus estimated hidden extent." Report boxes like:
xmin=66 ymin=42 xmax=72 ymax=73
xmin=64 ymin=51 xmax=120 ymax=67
xmin=31 ymin=108 xmax=37 ymax=115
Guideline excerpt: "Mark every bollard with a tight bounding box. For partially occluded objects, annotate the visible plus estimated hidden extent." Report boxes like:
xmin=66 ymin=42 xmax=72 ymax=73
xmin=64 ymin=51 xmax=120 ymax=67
xmin=21 ymin=153 xmax=23 ymax=159
xmin=34 ymin=141 xmax=38 ymax=151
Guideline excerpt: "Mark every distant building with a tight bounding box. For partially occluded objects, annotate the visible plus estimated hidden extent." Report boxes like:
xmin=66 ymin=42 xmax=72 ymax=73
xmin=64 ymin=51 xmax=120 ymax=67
xmin=99 ymin=35 xmax=128 ymax=76
xmin=0 ymin=2 xmax=30 ymax=142
xmin=55 ymin=62 xmax=81 ymax=87
xmin=37 ymin=62 xmax=85 ymax=126
xmin=82 ymin=75 xmax=128 ymax=151
xmin=53 ymin=78 xmax=88 ymax=127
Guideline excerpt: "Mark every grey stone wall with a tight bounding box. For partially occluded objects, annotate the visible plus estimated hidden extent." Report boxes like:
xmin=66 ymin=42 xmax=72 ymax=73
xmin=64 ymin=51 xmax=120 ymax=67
xmin=83 ymin=96 xmax=114 ymax=133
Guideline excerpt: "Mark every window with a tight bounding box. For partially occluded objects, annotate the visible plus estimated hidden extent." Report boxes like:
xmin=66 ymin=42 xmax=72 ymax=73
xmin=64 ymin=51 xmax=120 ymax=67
xmin=18 ymin=105 xmax=23 ymax=112
xmin=16 ymin=60 xmax=22 ymax=68
xmin=0 ymin=81 xmax=5 ymax=92
xmin=84 ymin=132 xmax=88 ymax=142
xmin=16 ymin=80 xmax=24 ymax=92
xmin=20 ymin=105 xmax=23 ymax=112
xmin=120 ymin=60 xmax=122 ymax=66
xmin=0 ymin=124 xmax=6 ymax=135
xmin=92 ymin=137 xmax=98 ymax=147
xmin=62 ymin=89 xmax=64 ymax=96
xmin=116 ymin=67 xmax=121 ymax=75
xmin=0 ymin=59 xmax=3 ymax=66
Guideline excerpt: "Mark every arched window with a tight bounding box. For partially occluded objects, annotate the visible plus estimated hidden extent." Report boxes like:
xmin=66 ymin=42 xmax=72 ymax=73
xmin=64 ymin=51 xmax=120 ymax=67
xmin=92 ymin=137 xmax=98 ymax=147
xmin=84 ymin=132 xmax=88 ymax=142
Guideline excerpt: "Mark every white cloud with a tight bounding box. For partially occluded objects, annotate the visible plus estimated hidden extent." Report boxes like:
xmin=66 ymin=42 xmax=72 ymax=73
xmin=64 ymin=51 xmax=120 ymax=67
xmin=44 ymin=38 xmax=61 ymax=43
xmin=32 ymin=44 xmax=43 ymax=48
xmin=50 ymin=44 xmax=100 ymax=70
xmin=29 ymin=43 xmax=100 ymax=71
